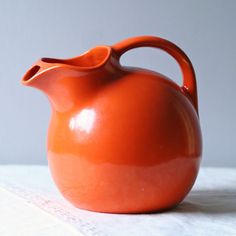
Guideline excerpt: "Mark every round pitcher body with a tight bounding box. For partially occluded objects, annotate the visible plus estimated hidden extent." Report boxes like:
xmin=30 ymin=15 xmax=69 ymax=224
xmin=47 ymin=68 xmax=202 ymax=213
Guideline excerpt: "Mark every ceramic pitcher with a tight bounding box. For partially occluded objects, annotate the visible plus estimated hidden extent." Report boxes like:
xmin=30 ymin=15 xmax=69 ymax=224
xmin=22 ymin=36 xmax=202 ymax=213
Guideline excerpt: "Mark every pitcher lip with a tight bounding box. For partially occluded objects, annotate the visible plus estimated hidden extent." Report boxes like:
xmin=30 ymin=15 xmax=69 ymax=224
xmin=21 ymin=46 xmax=112 ymax=85
xmin=41 ymin=45 xmax=112 ymax=70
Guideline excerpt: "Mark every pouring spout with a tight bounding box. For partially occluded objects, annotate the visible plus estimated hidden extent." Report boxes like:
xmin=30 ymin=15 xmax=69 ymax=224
xmin=21 ymin=59 xmax=60 ymax=88
xmin=21 ymin=47 xmax=122 ymax=112
xmin=21 ymin=65 xmax=41 ymax=84
xmin=21 ymin=61 xmax=73 ymax=111
xmin=21 ymin=45 xmax=113 ymax=87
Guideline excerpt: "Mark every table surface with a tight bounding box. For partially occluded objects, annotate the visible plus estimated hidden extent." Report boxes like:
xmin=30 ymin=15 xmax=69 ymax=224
xmin=0 ymin=166 xmax=236 ymax=236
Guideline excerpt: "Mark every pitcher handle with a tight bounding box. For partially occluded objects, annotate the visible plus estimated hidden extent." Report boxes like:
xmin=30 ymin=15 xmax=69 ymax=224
xmin=112 ymin=36 xmax=198 ymax=114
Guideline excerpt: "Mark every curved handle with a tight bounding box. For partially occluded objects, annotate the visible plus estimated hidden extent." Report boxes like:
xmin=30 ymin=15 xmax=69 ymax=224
xmin=112 ymin=36 xmax=198 ymax=114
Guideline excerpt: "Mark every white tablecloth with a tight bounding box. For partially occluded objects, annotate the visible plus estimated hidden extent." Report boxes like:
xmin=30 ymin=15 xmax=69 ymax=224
xmin=0 ymin=166 xmax=235 ymax=236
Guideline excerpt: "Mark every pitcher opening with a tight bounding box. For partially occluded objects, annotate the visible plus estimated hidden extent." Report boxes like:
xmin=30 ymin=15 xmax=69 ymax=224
xmin=22 ymin=65 xmax=41 ymax=82
xmin=41 ymin=46 xmax=111 ymax=69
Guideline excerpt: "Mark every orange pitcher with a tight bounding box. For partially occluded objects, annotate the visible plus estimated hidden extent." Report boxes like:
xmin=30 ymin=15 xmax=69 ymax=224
xmin=22 ymin=36 xmax=202 ymax=213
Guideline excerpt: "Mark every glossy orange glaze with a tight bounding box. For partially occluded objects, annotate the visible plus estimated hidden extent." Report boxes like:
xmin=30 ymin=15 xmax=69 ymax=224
xmin=22 ymin=36 xmax=202 ymax=213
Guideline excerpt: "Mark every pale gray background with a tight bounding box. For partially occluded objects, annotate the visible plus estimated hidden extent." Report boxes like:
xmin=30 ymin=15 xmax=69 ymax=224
xmin=0 ymin=0 xmax=235 ymax=166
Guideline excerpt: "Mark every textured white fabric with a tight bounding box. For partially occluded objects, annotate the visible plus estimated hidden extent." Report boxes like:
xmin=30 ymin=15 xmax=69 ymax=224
xmin=0 ymin=187 xmax=81 ymax=236
xmin=0 ymin=166 xmax=235 ymax=236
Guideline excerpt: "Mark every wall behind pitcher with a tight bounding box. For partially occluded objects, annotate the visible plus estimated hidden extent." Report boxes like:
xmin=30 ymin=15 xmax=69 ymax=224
xmin=0 ymin=0 xmax=235 ymax=166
